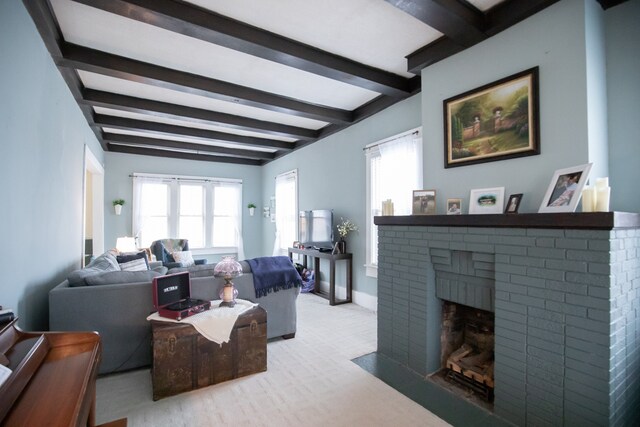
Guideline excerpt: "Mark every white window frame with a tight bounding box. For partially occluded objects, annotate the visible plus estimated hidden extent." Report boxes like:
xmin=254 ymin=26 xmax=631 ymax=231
xmin=365 ymin=128 xmax=423 ymax=277
xmin=132 ymin=173 xmax=243 ymax=255
xmin=272 ymin=169 xmax=298 ymax=256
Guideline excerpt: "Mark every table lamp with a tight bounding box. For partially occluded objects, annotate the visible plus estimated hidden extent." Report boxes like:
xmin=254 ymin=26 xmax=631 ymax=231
xmin=213 ymin=256 xmax=243 ymax=307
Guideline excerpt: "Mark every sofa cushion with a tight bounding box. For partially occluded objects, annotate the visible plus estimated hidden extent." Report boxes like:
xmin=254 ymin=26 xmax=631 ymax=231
xmin=87 ymin=250 xmax=120 ymax=271
xmin=84 ymin=270 xmax=162 ymax=286
xmin=172 ymin=250 xmax=195 ymax=267
xmin=117 ymin=251 xmax=150 ymax=271
xmin=68 ymin=250 xmax=121 ymax=287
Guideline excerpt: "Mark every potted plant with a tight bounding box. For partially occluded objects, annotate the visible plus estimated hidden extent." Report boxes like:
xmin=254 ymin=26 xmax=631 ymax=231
xmin=247 ymin=203 xmax=257 ymax=216
xmin=113 ymin=199 xmax=125 ymax=215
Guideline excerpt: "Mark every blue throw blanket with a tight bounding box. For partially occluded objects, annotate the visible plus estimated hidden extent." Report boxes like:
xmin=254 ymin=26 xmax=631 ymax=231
xmin=247 ymin=256 xmax=302 ymax=298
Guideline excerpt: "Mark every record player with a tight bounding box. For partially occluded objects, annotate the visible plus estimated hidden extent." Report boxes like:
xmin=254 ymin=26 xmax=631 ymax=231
xmin=152 ymin=272 xmax=211 ymax=320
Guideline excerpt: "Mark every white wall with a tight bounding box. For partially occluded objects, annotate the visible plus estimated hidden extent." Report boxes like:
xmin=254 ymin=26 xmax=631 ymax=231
xmin=0 ymin=0 xmax=104 ymax=329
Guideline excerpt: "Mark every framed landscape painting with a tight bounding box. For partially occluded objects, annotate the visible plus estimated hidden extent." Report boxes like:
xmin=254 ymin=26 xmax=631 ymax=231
xmin=444 ymin=67 xmax=540 ymax=168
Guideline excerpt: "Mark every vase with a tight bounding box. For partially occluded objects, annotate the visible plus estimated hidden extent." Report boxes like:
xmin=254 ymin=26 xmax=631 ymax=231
xmin=337 ymin=239 xmax=346 ymax=254
xmin=249 ymin=207 xmax=255 ymax=216
xmin=114 ymin=204 xmax=122 ymax=215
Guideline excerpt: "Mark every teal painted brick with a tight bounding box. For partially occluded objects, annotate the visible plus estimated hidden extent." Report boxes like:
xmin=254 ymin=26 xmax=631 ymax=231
xmin=589 ymin=239 xmax=613 ymax=251
xmin=511 ymin=274 xmax=546 ymax=288
xmin=566 ymin=271 xmax=610 ymax=287
xmin=587 ymin=308 xmax=609 ymax=322
xmin=566 ymin=326 xmax=609 ymax=345
xmin=527 ymin=229 xmax=565 ymax=237
xmin=495 ymin=263 xmax=528 ymax=275
xmin=555 ymin=238 xmax=589 ymax=249
xmin=528 ymin=316 xmax=564 ymax=334
xmin=527 ymin=306 xmax=565 ymax=323
xmin=495 ymin=228 xmax=527 ymax=236
xmin=490 ymin=235 xmax=537 ymax=246
xmin=526 ymin=266 xmax=565 ymax=281
xmin=497 ymin=309 xmax=527 ymax=324
xmin=527 ymin=353 xmax=564 ymax=376
xmin=566 ymin=314 xmax=609 ymax=334
xmin=528 ymin=326 xmax=564 ymax=344
xmin=545 ymin=258 xmax=588 ymax=273
xmin=535 ymin=237 xmax=556 ymax=248
xmin=528 ymin=335 xmax=564 ymax=355
xmin=566 ymin=294 xmax=610 ymax=309
xmin=565 ymin=229 xmax=611 ymax=240
xmin=495 ymin=298 xmax=527 ymax=314
xmin=510 ymin=255 xmax=546 ymax=267
xmin=527 ymin=345 xmax=564 ymax=364
xmin=528 ymin=246 xmax=566 ymax=259
xmin=567 ymin=249 xmax=611 ymax=262
xmin=495 ymin=244 xmax=528 ymax=255
xmin=545 ymin=300 xmax=588 ymax=316
xmin=546 ymin=279 xmax=588 ymax=296
xmin=528 ymin=287 xmax=566 ymax=302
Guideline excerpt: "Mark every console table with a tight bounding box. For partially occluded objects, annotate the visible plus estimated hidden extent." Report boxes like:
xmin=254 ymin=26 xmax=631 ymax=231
xmin=288 ymin=247 xmax=352 ymax=305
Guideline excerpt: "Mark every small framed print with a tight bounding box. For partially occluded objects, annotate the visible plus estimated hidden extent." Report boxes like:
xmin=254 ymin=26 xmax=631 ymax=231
xmin=538 ymin=163 xmax=592 ymax=213
xmin=469 ymin=187 xmax=505 ymax=214
xmin=446 ymin=198 xmax=462 ymax=215
xmin=505 ymin=194 xmax=523 ymax=214
xmin=412 ymin=190 xmax=437 ymax=215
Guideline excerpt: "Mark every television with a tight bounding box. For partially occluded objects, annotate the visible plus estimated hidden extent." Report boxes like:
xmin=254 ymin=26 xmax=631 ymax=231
xmin=298 ymin=210 xmax=334 ymax=249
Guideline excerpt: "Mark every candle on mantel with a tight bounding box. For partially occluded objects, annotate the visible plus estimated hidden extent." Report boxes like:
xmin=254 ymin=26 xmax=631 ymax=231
xmin=582 ymin=186 xmax=596 ymax=212
xmin=595 ymin=177 xmax=610 ymax=212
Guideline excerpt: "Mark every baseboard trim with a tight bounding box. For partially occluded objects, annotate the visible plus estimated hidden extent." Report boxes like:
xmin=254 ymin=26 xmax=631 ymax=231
xmin=315 ymin=281 xmax=377 ymax=312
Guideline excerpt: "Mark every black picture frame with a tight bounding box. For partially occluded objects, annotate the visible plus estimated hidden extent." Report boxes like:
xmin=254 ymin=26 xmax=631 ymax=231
xmin=443 ymin=67 xmax=540 ymax=168
xmin=505 ymin=193 xmax=523 ymax=214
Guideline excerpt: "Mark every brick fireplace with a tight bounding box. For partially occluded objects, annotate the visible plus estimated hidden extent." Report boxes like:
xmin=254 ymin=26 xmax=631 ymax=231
xmin=374 ymin=212 xmax=640 ymax=427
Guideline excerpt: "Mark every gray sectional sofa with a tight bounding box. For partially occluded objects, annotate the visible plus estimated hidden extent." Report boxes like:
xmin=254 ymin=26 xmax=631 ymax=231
xmin=50 ymin=256 xmax=300 ymax=374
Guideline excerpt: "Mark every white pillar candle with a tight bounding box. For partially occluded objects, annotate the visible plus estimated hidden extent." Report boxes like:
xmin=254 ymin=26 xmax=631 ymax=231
xmin=595 ymin=177 xmax=609 ymax=189
xmin=582 ymin=187 xmax=596 ymax=212
xmin=222 ymin=286 xmax=234 ymax=302
xmin=596 ymin=186 xmax=610 ymax=212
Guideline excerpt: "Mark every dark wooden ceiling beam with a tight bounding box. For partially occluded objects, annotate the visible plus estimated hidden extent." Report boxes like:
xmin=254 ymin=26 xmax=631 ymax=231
xmin=385 ymin=0 xmax=486 ymax=47
xmin=59 ymin=43 xmax=353 ymax=124
xmin=94 ymin=114 xmax=293 ymax=151
xmin=71 ymin=0 xmax=412 ymax=96
xmin=107 ymin=143 xmax=263 ymax=165
xmin=103 ymin=132 xmax=275 ymax=160
xmin=22 ymin=0 xmax=106 ymax=149
xmin=403 ymin=0 xmax=561 ymax=73
xmin=484 ymin=0 xmax=561 ymax=37
xmin=82 ymin=89 xmax=318 ymax=140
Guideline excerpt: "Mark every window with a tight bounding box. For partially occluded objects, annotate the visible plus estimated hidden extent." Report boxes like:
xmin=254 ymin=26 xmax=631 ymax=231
xmin=365 ymin=128 xmax=422 ymax=277
xmin=133 ymin=174 xmax=243 ymax=256
xmin=272 ymin=170 xmax=298 ymax=256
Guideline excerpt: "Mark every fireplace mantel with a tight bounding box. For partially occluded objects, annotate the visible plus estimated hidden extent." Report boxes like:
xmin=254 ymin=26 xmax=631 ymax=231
xmin=374 ymin=211 xmax=640 ymax=229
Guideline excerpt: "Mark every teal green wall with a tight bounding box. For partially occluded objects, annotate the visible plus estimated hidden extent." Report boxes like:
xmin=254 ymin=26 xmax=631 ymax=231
xmin=422 ymin=0 xmax=607 ymax=214
xmin=606 ymin=0 xmax=640 ymax=212
xmin=0 ymin=0 xmax=104 ymax=329
xmin=260 ymin=95 xmax=422 ymax=297
xmin=104 ymin=152 xmax=263 ymax=261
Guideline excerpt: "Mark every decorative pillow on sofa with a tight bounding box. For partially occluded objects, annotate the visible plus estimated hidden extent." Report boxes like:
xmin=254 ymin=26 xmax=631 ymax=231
xmin=172 ymin=250 xmax=195 ymax=267
xmin=85 ymin=270 xmax=162 ymax=286
xmin=68 ymin=250 xmax=121 ymax=287
xmin=117 ymin=251 xmax=150 ymax=272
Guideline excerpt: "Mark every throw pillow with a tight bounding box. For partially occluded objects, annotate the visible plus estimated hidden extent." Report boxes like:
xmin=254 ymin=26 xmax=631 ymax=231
xmin=85 ymin=270 xmax=161 ymax=286
xmin=116 ymin=251 xmax=150 ymax=271
xmin=172 ymin=250 xmax=195 ymax=267
xmin=119 ymin=258 xmax=148 ymax=271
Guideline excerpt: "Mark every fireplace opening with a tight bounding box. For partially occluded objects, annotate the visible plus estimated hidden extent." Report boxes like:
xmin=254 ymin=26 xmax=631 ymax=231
xmin=439 ymin=300 xmax=495 ymax=402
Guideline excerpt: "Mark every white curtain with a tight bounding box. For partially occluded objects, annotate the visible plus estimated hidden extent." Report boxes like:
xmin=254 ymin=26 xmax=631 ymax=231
xmin=377 ymin=131 xmax=422 ymax=215
xmin=272 ymin=170 xmax=297 ymax=256
xmin=216 ymin=181 xmax=245 ymax=260
xmin=132 ymin=174 xmax=160 ymax=247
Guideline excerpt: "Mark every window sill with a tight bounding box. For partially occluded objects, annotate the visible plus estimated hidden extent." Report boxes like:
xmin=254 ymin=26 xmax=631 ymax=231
xmin=365 ymin=264 xmax=378 ymax=278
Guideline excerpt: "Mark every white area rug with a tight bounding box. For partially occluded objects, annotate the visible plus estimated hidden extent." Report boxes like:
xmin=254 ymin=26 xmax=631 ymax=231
xmin=96 ymin=293 xmax=449 ymax=426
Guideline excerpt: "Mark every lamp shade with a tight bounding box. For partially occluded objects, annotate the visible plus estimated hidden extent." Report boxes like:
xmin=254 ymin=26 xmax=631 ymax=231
xmin=213 ymin=256 xmax=243 ymax=279
xmin=116 ymin=236 xmax=137 ymax=253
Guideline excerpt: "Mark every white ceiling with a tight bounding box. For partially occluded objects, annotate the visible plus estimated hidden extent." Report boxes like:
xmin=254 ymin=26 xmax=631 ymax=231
xmin=22 ymin=0 xmax=566 ymax=165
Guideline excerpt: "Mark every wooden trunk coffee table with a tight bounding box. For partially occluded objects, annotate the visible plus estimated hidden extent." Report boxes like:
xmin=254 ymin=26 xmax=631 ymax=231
xmin=150 ymin=306 xmax=267 ymax=400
